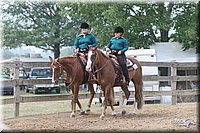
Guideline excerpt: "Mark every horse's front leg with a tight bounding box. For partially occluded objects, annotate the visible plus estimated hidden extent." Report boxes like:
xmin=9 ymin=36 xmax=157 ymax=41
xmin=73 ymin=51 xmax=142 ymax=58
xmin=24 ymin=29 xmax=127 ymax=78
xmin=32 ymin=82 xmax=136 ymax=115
xmin=120 ymin=85 xmax=130 ymax=116
xmin=100 ymin=98 xmax=107 ymax=119
xmin=85 ymin=83 xmax=95 ymax=113
xmin=100 ymin=88 xmax=108 ymax=119
xmin=109 ymin=88 xmax=116 ymax=118
xmin=70 ymin=85 xmax=83 ymax=117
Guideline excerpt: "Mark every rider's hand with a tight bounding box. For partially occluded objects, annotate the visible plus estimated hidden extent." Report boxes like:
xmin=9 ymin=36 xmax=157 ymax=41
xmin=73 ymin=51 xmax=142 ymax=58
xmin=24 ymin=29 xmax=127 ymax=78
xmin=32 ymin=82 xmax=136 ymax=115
xmin=74 ymin=48 xmax=79 ymax=53
xmin=105 ymin=47 xmax=110 ymax=52
xmin=118 ymin=51 xmax=122 ymax=55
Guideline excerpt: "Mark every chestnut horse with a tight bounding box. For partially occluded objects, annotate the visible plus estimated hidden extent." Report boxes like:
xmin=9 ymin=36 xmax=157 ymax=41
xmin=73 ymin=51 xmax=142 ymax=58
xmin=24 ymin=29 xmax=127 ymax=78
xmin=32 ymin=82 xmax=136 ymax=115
xmin=86 ymin=47 xmax=143 ymax=119
xmin=49 ymin=56 xmax=95 ymax=117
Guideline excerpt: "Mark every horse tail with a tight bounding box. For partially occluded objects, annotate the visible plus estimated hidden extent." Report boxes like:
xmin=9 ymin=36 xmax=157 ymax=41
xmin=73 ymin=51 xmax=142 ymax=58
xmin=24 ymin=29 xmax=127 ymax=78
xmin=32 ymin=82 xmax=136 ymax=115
xmin=132 ymin=61 xmax=144 ymax=110
xmin=134 ymin=79 xmax=143 ymax=109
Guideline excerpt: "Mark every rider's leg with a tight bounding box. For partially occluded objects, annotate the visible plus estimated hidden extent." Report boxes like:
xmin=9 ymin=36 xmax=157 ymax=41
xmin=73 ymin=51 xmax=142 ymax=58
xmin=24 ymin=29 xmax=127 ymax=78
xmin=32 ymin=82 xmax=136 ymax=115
xmin=117 ymin=55 xmax=130 ymax=85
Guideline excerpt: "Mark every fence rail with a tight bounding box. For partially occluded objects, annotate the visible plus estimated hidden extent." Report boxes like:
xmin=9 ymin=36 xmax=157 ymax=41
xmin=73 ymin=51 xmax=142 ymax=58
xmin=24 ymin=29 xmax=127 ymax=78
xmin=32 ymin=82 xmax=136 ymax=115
xmin=1 ymin=59 xmax=199 ymax=117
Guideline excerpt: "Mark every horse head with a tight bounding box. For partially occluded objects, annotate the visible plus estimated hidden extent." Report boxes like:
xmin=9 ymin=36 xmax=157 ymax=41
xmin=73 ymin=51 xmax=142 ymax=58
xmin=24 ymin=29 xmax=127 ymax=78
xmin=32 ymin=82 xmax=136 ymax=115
xmin=86 ymin=47 xmax=98 ymax=72
xmin=49 ymin=56 xmax=63 ymax=84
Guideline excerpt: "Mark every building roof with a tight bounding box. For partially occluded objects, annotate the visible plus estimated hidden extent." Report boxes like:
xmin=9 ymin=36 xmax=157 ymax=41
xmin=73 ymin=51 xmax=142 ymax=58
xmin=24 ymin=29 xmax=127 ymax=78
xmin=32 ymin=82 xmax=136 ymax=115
xmin=150 ymin=42 xmax=198 ymax=62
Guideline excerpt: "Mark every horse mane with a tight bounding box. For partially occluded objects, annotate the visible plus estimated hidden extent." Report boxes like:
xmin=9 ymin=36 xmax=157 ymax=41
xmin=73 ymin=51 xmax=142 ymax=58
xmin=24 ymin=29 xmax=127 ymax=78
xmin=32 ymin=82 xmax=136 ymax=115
xmin=96 ymin=49 xmax=110 ymax=60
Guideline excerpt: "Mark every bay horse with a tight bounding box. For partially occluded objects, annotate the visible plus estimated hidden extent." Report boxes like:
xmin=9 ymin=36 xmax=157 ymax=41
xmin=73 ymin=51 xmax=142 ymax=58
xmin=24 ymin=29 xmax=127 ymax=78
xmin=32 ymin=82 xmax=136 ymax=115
xmin=86 ymin=47 xmax=143 ymax=119
xmin=49 ymin=56 xmax=95 ymax=117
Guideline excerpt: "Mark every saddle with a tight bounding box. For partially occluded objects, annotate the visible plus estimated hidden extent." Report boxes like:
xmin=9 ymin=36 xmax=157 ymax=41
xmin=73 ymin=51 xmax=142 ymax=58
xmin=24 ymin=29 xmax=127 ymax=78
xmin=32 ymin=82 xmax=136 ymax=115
xmin=108 ymin=54 xmax=138 ymax=86
xmin=76 ymin=53 xmax=98 ymax=84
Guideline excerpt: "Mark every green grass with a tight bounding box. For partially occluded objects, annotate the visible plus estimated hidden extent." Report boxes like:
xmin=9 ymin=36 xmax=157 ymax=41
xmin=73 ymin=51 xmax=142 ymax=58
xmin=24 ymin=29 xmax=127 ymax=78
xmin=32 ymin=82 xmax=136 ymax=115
xmin=1 ymin=87 xmax=99 ymax=119
xmin=2 ymin=99 xmax=102 ymax=119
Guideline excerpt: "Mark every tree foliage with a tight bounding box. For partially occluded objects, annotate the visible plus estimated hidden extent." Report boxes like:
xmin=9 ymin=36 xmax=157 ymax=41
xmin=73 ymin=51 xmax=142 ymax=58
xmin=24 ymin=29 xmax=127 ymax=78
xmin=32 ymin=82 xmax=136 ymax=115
xmin=171 ymin=3 xmax=198 ymax=52
xmin=2 ymin=1 xmax=199 ymax=58
xmin=2 ymin=1 xmax=78 ymax=58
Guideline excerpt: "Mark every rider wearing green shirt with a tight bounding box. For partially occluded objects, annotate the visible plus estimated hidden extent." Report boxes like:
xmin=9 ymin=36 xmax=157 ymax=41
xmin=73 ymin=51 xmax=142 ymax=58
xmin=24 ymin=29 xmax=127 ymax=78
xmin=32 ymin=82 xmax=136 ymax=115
xmin=74 ymin=22 xmax=97 ymax=54
xmin=106 ymin=26 xmax=130 ymax=86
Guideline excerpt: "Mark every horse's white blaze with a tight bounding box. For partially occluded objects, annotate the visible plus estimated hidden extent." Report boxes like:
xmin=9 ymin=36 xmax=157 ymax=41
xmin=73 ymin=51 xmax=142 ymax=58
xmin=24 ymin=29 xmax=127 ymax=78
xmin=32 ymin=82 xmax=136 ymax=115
xmin=52 ymin=67 xmax=55 ymax=83
xmin=86 ymin=50 xmax=93 ymax=71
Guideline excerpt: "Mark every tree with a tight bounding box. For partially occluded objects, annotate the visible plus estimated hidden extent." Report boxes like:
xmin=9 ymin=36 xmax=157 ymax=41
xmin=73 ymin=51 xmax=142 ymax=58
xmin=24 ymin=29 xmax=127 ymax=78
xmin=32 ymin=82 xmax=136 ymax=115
xmin=66 ymin=2 xmax=198 ymax=50
xmin=2 ymin=1 xmax=199 ymax=58
xmin=171 ymin=3 xmax=199 ymax=52
xmin=2 ymin=1 xmax=78 ymax=58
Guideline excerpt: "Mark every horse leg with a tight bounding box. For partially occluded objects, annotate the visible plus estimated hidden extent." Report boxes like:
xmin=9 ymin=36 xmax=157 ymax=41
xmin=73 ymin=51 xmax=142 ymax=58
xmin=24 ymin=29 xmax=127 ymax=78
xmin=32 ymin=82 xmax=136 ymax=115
xmin=109 ymin=88 xmax=116 ymax=117
xmin=76 ymin=98 xmax=85 ymax=115
xmin=120 ymin=85 xmax=130 ymax=116
xmin=85 ymin=83 xmax=95 ymax=113
xmin=100 ymin=89 xmax=107 ymax=119
xmin=70 ymin=85 xmax=84 ymax=117
xmin=133 ymin=79 xmax=143 ymax=115
xmin=70 ymin=87 xmax=76 ymax=117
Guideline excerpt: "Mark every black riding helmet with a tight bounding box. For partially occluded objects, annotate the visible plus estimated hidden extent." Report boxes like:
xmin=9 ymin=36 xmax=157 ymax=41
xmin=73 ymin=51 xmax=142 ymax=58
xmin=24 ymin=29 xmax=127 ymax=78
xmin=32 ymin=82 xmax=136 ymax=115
xmin=114 ymin=26 xmax=124 ymax=34
xmin=80 ymin=22 xmax=89 ymax=29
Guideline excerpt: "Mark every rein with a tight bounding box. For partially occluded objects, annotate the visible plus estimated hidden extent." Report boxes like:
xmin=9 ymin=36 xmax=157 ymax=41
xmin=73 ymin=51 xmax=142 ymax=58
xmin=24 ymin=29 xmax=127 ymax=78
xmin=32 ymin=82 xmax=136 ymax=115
xmin=90 ymin=49 xmax=110 ymax=74
xmin=93 ymin=59 xmax=109 ymax=74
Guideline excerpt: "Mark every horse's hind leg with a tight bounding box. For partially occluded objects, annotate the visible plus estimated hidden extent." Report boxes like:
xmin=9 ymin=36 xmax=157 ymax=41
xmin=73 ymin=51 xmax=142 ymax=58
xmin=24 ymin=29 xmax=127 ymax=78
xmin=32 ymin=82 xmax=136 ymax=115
xmin=132 ymin=79 xmax=143 ymax=115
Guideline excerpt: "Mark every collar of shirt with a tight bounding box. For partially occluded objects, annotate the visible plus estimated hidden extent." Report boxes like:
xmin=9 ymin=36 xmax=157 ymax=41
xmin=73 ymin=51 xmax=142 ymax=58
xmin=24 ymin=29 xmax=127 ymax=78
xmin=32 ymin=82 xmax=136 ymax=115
xmin=78 ymin=33 xmax=91 ymax=37
xmin=112 ymin=36 xmax=124 ymax=39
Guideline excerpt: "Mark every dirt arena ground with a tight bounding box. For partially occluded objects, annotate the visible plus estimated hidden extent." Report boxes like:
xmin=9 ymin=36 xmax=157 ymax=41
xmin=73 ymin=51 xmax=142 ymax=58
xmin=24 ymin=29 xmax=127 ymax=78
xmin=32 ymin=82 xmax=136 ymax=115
xmin=3 ymin=103 xmax=199 ymax=132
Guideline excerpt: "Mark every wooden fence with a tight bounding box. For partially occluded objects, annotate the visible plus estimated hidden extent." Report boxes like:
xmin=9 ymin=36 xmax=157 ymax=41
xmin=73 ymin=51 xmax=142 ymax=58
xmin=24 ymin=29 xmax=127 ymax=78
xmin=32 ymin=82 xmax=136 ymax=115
xmin=1 ymin=58 xmax=199 ymax=117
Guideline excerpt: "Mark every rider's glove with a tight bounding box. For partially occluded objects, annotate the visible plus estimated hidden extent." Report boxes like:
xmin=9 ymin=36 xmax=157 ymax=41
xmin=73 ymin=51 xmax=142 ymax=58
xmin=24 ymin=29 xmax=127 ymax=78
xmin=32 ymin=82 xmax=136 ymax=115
xmin=105 ymin=47 xmax=110 ymax=52
xmin=74 ymin=48 xmax=79 ymax=53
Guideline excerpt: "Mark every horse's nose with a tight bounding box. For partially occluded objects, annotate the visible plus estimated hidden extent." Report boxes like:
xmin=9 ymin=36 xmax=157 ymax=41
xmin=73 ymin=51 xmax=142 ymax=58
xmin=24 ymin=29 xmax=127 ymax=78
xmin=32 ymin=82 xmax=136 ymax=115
xmin=86 ymin=67 xmax=91 ymax=72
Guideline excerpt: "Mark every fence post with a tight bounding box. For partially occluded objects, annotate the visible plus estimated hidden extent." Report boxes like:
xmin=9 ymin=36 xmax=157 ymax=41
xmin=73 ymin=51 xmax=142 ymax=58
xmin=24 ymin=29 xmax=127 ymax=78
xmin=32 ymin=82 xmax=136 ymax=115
xmin=13 ymin=59 xmax=21 ymax=117
xmin=171 ymin=62 xmax=177 ymax=105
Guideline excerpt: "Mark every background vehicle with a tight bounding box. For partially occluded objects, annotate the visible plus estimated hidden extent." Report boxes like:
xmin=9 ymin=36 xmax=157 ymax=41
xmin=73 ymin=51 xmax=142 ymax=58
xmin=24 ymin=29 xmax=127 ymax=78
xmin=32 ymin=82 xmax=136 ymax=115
xmin=26 ymin=67 xmax=60 ymax=94
xmin=0 ymin=75 xmax=14 ymax=95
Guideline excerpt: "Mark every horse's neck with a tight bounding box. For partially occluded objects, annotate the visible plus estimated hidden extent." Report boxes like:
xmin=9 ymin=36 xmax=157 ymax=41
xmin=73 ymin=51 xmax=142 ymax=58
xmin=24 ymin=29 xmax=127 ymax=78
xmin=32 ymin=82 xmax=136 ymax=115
xmin=96 ymin=50 xmax=109 ymax=68
xmin=59 ymin=57 xmax=77 ymax=76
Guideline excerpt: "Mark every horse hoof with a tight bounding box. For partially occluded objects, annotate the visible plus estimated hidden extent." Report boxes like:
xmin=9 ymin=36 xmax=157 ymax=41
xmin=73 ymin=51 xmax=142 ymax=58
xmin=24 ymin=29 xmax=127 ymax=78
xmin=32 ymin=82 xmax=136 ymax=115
xmin=70 ymin=113 xmax=75 ymax=117
xmin=80 ymin=111 xmax=85 ymax=115
xmin=100 ymin=115 xmax=104 ymax=120
xmin=122 ymin=110 xmax=126 ymax=116
xmin=85 ymin=109 xmax=91 ymax=113
xmin=133 ymin=112 xmax=137 ymax=116
xmin=112 ymin=114 xmax=116 ymax=118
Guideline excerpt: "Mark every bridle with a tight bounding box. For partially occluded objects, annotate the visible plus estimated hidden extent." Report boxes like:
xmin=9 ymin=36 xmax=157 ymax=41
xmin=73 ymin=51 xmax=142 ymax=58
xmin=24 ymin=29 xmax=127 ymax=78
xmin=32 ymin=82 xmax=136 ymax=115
xmin=89 ymin=48 xmax=109 ymax=74
xmin=53 ymin=58 xmax=79 ymax=87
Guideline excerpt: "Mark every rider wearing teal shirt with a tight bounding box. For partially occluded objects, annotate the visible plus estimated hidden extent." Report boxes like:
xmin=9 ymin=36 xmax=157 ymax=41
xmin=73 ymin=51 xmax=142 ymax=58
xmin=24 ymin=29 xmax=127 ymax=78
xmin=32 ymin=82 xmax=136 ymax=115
xmin=74 ymin=22 xmax=97 ymax=53
xmin=107 ymin=36 xmax=128 ymax=54
xmin=106 ymin=26 xmax=130 ymax=86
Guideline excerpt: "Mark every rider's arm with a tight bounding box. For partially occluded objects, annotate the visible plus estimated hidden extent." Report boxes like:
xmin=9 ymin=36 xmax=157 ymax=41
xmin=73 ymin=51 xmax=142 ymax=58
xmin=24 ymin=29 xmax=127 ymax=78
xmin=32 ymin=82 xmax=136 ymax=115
xmin=121 ymin=38 xmax=128 ymax=53
xmin=106 ymin=40 xmax=112 ymax=49
xmin=90 ymin=34 xmax=97 ymax=47
xmin=73 ymin=36 xmax=79 ymax=49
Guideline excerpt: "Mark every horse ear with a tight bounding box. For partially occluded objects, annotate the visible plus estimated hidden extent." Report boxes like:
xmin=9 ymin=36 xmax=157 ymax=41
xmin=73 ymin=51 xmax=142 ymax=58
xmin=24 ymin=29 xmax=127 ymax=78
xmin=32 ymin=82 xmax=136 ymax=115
xmin=93 ymin=46 xmax=97 ymax=51
xmin=49 ymin=56 xmax=53 ymax=62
